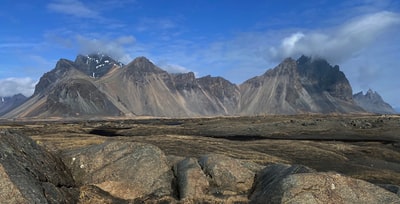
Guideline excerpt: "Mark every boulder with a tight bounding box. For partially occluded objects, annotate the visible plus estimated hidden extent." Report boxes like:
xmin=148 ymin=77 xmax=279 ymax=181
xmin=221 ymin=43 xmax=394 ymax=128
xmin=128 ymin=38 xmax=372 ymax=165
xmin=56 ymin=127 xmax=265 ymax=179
xmin=0 ymin=130 xmax=78 ymax=203
xmin=250 ymin=167 xmax=400 ymax=203
xmin=250 ymin=163 xmax=315 ymax=202
xmin=175 ymin=157 xmax=210 ymax=200
xmin=78 ymin=185 xmax=129 ymax=204
xmin=63 ymin=141 xmax=173 ymax=200
xmin=199 ymin=154 xmax=256 ymax=196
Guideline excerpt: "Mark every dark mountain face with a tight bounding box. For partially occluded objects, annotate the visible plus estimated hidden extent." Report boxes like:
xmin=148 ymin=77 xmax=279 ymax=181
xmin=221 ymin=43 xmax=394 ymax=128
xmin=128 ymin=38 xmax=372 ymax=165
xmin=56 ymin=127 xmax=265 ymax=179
xmin=297 ymin=55 xmax=352 ymax=101
xmin=74 ymin=54 xmax=123 ymax=78
xmin=4 ymin=54 xmax=388 ymax=118
xmin=42 ymin=79 xmax=121 ymax=117
xmin=240 ymin=56 xmax=363 ymax=114
xmin=34 ymin=59 xmax=76 ymax=95
xmin=34 ymin=54 xmax=124 ymax=96
xmin=353 ymin=89 xmax=396 ymax=114
xmin=172 ymin=72 xmax=197 ymax=91
xmin=0 ymin=94 xmax=27 ymax=116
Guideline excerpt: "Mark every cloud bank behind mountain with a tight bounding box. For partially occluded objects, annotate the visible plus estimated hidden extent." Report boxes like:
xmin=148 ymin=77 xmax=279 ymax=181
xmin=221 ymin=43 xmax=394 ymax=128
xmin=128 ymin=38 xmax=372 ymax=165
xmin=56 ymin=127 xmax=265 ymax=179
xmin=268 ymin=11 xmax=400 ymax=63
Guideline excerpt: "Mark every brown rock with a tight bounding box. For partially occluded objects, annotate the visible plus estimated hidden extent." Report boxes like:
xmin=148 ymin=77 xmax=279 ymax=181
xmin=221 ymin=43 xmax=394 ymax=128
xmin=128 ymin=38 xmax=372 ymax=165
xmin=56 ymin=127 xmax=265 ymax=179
xmin=199 ymin=154 xmax=256 ymax=196
xmin=78 ymin=185 xmax=129 ymax=204
xmin=0 ymin=164 xmax=28 ymax=203
xmin=175 ymin=157 xmax=210 ymax=200
xmin=64 ymin=141 xmax=173 ymax=200
xmin=251 ymin=172 xmax=400 ymax=204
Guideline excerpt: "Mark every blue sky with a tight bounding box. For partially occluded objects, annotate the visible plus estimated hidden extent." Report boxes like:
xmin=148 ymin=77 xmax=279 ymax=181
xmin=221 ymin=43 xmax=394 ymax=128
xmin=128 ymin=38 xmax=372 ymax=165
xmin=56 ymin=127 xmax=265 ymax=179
xmin=0 ymin=0 xmax=399 ymax=110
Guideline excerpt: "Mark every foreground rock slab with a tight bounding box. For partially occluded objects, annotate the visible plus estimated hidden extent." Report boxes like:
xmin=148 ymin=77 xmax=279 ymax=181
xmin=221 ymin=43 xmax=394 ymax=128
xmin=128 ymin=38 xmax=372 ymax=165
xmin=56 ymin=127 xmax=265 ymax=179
xmin=250 ymin=164 xmax=400 ymax=203
xmin=199 ymin=154 xmax=258 ymax=196
xmin=63 ymin=141 xmax=173 ymax=200
xmin=0 ymin=131 xmax=77 ymax=203
xmin=175 ymin=157 xmax=209 ymax=200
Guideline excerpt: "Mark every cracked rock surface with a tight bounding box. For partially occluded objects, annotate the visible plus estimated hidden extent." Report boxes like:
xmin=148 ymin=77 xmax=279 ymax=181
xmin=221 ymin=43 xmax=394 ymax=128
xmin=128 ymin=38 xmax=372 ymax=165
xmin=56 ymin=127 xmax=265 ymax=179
xmin=0 ymin=131 xmax=77 ymax=203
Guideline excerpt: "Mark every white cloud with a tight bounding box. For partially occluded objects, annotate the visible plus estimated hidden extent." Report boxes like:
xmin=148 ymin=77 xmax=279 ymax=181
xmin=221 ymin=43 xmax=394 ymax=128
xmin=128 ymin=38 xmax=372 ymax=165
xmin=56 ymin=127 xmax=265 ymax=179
xmin=157 ymin=62 xmax=194 ymax=74
xmin=76 ymin=35 xmax=135 ymax=63
xmin=0 ymin=77 xmax=36 ymax=97
xmin=47 ymin=0 xmax=99 ymax=18
xmin=268 ymin=11 xmax=400 ymax=63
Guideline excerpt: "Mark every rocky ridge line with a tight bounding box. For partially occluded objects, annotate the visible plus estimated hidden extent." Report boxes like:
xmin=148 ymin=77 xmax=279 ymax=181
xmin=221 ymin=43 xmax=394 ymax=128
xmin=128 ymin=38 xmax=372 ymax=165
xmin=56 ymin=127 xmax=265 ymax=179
xmin=1 ymin=55 xmax=396 ymax=118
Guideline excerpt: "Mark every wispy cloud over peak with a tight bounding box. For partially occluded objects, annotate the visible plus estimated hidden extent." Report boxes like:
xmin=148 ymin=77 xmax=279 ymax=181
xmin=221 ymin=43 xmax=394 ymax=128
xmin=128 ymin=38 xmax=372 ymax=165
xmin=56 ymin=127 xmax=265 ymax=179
xmin=76 ymin=35 xmax=135 ymax=63
xmin=157 ymin=61 xmax=194 ymax=74
xmin=47 ymin=0 xmax=99 ymax=18
xmin=268 ymin=11 xmax=400 ymax=63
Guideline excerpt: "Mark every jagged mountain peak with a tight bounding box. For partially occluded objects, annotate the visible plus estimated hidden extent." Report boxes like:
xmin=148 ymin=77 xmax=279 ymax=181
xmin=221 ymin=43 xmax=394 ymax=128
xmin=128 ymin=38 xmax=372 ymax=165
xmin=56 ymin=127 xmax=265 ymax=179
xmin=239 ymin=55 xmax=362 ymax=114
xmin=125 ymin=56 xmax=165 ymax=74
xmin=353 ymin=89 xmax=395 ymax=114
xmin=296 ymin=55 xmax=332 ymax=65
xmin=365 ymin=89 xmax=381 ymax=99
xmin=75 ymin=53 xmax=120 ymax=65
xmin=296 ymin=55 xmax=350 ymax=101
xmin=7 ymin=54 xmax=394 ymax=118
xmin=265 ymin=57 xmax=297 ymax=76
xmin=296 ymin=55 xmax=311 ymax=64
xmin=74 ymin=53 xmax=123 ymax=78
xmin=353 ymin=89 xmax=381 ymax=100
xmin=33 ymin=58 xmax=79 ymax=96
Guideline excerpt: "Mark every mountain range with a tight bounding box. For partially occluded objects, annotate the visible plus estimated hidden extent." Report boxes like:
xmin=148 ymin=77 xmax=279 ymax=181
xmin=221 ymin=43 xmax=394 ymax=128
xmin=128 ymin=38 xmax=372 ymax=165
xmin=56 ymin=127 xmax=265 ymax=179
xmin=1 ymin=54 xmax=396 ymax=118
xmin=353 ymin=89 xmax=396 ymax=114
xmin=0 ymin=94 xmax=27 ymax=116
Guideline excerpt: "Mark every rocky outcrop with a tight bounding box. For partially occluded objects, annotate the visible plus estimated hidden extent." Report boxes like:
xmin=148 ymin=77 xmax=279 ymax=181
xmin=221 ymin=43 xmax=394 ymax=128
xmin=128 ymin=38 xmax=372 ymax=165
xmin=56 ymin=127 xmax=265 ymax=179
xmin=353 ymin=89 xmax=396 ymax=114
xmin=63 ymin=141 xmax=173 ymax=200
xmin=251 ymin=172 xmax=400 ymax=203
xmin=1 ymin=131 xmax=399 ymax=203
xmin=175 ymin=157 xmax=210 ymax=200
xmin=77 ymin=185 xmax=130 ymax=204
xmin=0 ymin=130 xmax=77 ymax=203
xmin=198 ymin=154 xmax=257 ymax=195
